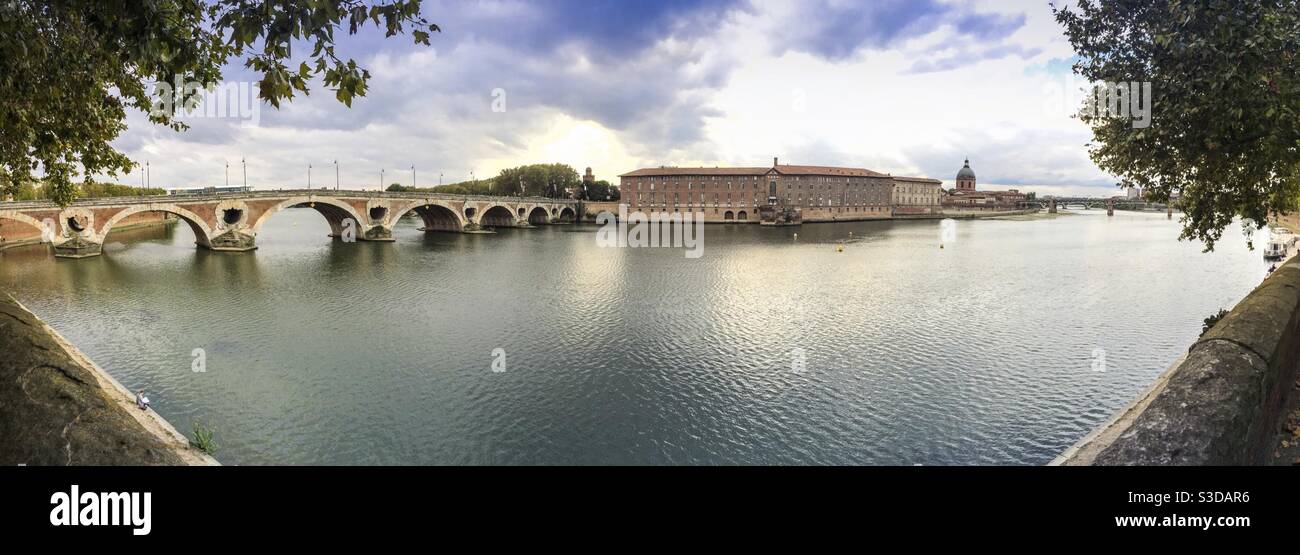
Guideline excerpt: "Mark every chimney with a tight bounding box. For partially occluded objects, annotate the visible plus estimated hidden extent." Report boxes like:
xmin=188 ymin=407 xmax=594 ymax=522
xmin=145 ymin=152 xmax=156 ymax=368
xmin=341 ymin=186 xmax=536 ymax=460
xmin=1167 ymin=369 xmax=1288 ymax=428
xmin=773 ymin=157 xmax=779 ymax=167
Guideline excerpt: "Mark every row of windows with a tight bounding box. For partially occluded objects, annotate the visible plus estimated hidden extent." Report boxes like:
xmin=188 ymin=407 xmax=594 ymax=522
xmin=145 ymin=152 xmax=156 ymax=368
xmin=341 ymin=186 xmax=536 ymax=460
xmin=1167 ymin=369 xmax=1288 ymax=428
xmin=625 ymin=182 xmax=893 ymax=193
xmin=895 ymin=184 xmax=939 ymax=194
xmin=623 ymin=177 xmax=890 ymax=190
xmin=624 ymin=205 xmax=888 ymax=214
xmin=624 ymin=175 xmax=879 ymax=182
xmin=634 ymin=193 xmax=763 ymax=203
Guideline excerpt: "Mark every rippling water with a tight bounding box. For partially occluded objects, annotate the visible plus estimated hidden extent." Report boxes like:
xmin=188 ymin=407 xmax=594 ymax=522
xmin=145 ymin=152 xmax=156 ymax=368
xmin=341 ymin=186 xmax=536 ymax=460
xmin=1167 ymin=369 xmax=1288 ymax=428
xmin=0 ymin=209 xmax=1270 ymax=465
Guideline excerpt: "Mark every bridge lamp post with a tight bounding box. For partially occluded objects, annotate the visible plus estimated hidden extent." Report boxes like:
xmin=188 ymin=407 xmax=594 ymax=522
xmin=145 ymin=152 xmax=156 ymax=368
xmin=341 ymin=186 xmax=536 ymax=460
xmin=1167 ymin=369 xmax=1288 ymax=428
xmin=439 ymin=172 xmax=443 ymax=187
xmin=411 ymin=165 xmax=416 ymax=189
xmin=380 ymin=169 xmax=384 ymax=191
xmin=308 ymin=164 xmax=313 ymax=189
xmin=242 ymin=157 xmax=247 ymax=190
xmin=146 ymin=161 xmax=150 ymax=189
xmin=225 ymin=161 xmax=229 ymax=188
xmin=334 ymin=160 xmax=339 ymax=191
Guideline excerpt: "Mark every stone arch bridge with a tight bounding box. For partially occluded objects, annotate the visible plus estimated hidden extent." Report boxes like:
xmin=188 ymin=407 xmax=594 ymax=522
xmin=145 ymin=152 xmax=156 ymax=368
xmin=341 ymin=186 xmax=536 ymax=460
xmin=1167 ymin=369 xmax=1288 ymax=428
xmin=0 ymin=190 xmax=580 ymax=258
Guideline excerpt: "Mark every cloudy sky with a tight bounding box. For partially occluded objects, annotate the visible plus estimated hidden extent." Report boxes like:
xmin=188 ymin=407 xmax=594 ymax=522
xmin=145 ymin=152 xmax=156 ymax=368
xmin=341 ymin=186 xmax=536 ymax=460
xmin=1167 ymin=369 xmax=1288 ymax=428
xmin=115 ymin=0 xmax=1118 ymax=196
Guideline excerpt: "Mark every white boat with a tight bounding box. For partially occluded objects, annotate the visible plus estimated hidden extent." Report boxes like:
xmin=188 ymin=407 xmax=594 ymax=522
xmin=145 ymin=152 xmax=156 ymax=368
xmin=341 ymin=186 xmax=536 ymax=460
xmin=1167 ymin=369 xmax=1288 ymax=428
xmin=1264 ymin=228 xmax=1297 ymax=260
xmin=1264 ymin=242 xmax=1287 ymax=260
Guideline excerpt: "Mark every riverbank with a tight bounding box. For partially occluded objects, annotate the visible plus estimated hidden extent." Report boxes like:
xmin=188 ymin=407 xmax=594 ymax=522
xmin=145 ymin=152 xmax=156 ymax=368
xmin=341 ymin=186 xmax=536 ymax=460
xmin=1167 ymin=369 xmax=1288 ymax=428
xmin=0 ymin=292 xmax=217 ymax=466
xmin=1054 ymin=257 xmax=1300 ymax=465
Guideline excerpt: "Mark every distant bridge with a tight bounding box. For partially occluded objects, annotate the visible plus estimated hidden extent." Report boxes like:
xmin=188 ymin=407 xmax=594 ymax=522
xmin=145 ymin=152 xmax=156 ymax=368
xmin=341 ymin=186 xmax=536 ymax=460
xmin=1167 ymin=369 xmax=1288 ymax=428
xmin=1020 ymin=197 xmax=1171 ymax=212
xmin=0 ymin=190 xmax=580 ymax=258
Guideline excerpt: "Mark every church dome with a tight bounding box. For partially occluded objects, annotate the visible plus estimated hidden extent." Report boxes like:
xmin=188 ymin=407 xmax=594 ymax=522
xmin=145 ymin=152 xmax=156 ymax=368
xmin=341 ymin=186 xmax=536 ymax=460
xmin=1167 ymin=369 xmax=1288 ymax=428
xmin=956 ymin=159 xmax=975 ymax=180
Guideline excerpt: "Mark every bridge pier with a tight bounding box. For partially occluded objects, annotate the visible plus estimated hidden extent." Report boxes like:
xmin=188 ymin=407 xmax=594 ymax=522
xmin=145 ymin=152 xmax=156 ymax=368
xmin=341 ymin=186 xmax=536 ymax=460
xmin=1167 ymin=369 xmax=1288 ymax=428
xmin=53 ymin=236 xmax=103 ymax=259
xmin=1048 ymin=199 xmax=1058 ymax=214
xmin=207 ymin=230 xmax=257 ymax=252
xmin=361 ymin=225 xmax=395 ymax=242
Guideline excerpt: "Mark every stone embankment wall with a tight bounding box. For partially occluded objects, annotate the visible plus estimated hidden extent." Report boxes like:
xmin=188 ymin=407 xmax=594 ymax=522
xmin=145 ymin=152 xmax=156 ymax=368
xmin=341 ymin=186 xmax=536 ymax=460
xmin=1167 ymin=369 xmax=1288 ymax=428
xmin=1055 ymin=260 xmax=1300 ymax=465
xmin=0 ymin=293 xmax=218 ymax=466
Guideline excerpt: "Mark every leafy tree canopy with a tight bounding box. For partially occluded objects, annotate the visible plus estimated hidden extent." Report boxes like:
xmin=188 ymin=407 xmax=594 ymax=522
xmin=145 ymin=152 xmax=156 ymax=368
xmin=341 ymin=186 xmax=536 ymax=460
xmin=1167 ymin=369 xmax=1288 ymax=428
xmin=493 ymin=164 xmax=581 ymax=198
xmin=583 ymin=179 xmax=620 ymax=201
xmin=398 ymin=164 xmax=583 ymax=198
xmin=0 ymin=0 xmax=439 ymax=207
xmin=1054 ymin=0 xmax=1300 ymax=250
xmin=3 ymin=177 xmax=166 ymax=201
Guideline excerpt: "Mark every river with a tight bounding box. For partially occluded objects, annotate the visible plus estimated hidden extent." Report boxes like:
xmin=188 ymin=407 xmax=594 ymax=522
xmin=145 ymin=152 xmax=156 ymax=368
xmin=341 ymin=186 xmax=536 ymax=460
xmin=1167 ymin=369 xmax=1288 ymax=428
xmin=0 ymin=209 xmax=1270 ymax=464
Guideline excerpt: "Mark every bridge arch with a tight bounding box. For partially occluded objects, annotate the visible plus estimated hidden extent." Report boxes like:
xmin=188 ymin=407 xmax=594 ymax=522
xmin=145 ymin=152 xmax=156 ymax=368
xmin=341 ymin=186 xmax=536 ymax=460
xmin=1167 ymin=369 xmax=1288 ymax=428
xmin=479 ymin=204 xmax=516 ymax=228
xmin=556 ymin=207 xmax=576 ymax=223
xmin=389 ymin=201 xmax=466 ymax=232
xmin=0 ymin=211 xmax=51 ymax=243
xmin=101 ymin=204 xmax=214 ymax=247
xmin=527 ymin=206 xmax=550 ymax=225
xmin=252 ymin=196 xmax=367 ymax=238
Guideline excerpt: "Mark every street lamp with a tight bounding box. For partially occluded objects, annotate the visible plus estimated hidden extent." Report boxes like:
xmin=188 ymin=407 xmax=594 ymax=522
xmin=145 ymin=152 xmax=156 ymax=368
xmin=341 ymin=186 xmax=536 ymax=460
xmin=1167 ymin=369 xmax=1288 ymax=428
xmin=241 ymin=157 xmax=247 ymax=190
xmin=411 ymin=165 xmax=416 ymax=189
xmin=308 ymin=164 xmax=313 ymax=189
xmin=379 ymin=169 xmax=384 ymax=191
xmin=225 ymin=161 xmax=229 ymax=188
xmin=334 ymin=160 xmax=339 ymax=191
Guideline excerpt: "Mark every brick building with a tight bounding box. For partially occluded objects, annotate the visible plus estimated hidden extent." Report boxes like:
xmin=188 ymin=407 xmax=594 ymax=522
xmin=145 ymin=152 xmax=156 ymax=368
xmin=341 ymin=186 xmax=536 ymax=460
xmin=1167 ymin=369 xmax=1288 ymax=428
xmin=619 ymin=158 xmax=937 ymax=223
xmin=892 ymin=176 xmax=943 ymax=215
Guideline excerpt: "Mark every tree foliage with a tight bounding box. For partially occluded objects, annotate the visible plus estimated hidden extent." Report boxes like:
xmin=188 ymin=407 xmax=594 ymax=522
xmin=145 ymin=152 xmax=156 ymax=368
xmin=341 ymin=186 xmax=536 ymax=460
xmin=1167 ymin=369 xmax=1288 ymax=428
xmin=493 ymin=164 xmax=581 ymax=198
xmin=582 ymin=179 xmax=620 ymax=201
xmin=1054 ymin=0 xmax=1300 ymax=250
xmin=389 ymin=164 xmax=588 ymax=199
xmin=0 ymin=1 xmax=439 ymax=207
xmin=1 ymin=177 xmax=165 ymax=201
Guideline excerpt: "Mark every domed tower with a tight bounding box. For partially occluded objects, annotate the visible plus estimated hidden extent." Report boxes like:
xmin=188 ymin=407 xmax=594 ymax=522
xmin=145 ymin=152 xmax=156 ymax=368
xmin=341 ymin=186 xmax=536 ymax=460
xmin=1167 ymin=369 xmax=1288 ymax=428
xmin=955 ymin=158 xmax=976 ymax=192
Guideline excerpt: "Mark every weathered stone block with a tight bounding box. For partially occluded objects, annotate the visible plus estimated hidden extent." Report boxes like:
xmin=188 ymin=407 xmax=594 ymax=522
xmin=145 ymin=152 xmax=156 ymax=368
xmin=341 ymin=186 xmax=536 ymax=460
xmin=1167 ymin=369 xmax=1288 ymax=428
xmin=1092 ymin=341 xmax=1268 ymax=465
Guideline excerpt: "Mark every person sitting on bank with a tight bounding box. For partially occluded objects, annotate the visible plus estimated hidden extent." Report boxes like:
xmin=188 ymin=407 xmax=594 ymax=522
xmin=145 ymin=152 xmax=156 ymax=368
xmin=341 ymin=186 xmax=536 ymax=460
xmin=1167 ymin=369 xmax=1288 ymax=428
xmin=135 ymin=390 xmax=151 ymax=411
